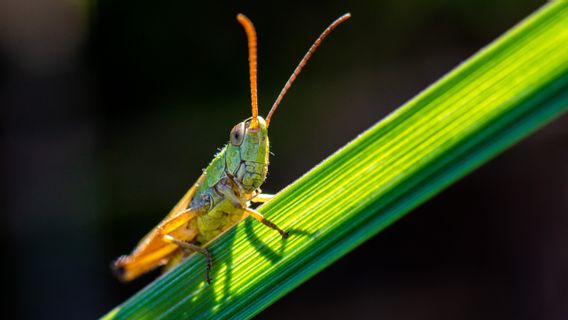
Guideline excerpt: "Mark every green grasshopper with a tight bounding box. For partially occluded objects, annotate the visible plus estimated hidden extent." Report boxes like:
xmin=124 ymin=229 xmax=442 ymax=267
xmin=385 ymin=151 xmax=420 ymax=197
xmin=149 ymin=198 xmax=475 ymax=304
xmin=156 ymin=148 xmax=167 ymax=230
xmin=112 ymin=13 xmax=350 ymax=283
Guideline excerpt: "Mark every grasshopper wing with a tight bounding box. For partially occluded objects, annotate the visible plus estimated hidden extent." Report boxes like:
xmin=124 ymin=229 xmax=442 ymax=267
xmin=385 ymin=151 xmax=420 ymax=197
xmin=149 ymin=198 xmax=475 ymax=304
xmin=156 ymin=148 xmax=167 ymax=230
xmin=112 ymin=173 xmax=206 ymax=281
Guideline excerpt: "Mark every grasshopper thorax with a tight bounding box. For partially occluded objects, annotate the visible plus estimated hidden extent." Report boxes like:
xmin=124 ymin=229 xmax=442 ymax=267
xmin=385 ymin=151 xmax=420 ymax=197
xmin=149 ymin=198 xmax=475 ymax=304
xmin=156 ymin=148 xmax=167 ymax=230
xmin=225 ymin=116 xmax=269 ymax=192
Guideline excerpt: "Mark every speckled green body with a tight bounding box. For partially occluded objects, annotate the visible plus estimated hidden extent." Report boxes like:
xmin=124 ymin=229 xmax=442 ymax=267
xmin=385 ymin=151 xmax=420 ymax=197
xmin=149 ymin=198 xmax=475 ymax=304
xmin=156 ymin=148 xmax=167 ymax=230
xmin=189 ymin=116 xmax=270 ymax=244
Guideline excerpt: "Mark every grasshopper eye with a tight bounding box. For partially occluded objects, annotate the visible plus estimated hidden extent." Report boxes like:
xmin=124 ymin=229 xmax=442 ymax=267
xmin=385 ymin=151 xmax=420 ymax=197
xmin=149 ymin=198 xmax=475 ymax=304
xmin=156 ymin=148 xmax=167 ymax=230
xmin=230 ymin=122 xmax=245 ymax=146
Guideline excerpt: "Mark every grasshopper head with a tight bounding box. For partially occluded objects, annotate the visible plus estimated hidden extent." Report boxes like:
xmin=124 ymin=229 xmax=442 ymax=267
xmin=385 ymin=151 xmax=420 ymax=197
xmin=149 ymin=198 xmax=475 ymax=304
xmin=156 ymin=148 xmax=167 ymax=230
xmin=228 ymin=116 xmax=269 ymax=162
xmin=230 ymin=13 xmax=350 ymax=191
xmin=226 ymin=116 xmax=269 ymax=191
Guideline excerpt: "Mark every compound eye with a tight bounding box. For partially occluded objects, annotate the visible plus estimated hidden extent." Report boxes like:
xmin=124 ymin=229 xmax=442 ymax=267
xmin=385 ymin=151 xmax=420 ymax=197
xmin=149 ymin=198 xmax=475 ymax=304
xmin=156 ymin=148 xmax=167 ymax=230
xmin=230 ymin=122 xmax=245 ymax=146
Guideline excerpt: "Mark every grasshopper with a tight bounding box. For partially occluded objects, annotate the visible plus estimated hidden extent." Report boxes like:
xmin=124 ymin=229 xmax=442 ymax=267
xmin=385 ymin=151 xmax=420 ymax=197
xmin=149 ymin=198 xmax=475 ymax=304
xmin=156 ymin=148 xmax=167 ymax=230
xmin=112 ymin=13 xmax=350 ymax=283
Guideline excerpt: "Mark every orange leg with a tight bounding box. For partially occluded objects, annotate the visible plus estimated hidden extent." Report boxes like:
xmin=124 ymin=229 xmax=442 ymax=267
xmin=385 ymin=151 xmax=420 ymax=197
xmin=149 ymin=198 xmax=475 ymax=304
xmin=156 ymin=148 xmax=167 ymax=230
xmin=245 ymin=207 xmax=289 ymax=239
xmin=163 ymin=235 xmax=213 ymax=284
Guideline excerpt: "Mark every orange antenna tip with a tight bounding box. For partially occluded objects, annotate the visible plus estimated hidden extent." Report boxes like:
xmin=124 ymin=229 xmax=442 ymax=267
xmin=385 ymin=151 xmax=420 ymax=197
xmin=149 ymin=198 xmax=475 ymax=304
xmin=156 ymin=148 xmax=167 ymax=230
xmin=266 ymin=13 xmax=351 ymax=127
xmin=237 ymin=13 xmax=260 ymax=129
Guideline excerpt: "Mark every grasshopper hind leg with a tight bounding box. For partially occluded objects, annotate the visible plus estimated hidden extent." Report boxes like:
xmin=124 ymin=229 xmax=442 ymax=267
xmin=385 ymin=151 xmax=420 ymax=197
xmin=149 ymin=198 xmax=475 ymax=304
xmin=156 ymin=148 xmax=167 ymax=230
xmin=163 ymin=235 xmax=213 ymax=284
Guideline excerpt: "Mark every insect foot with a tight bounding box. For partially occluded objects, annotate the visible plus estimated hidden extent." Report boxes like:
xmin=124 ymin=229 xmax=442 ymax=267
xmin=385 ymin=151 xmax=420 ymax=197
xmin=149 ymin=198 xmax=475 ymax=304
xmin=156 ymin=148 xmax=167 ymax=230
xmin=262 ymin=217 xmax=289 ymax=239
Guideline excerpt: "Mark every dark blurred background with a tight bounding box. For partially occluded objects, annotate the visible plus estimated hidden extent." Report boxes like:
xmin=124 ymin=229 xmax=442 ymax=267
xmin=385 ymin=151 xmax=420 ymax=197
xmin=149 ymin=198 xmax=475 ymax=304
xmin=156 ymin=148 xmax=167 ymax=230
xmin=1 ymin=0 xmax=567 ymax=319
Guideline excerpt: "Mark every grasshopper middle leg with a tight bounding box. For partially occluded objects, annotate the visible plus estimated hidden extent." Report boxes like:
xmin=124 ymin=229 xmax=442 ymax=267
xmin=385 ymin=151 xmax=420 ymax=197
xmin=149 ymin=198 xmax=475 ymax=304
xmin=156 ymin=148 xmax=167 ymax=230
xmin=163 ymin=235 xmax=213 ymax=284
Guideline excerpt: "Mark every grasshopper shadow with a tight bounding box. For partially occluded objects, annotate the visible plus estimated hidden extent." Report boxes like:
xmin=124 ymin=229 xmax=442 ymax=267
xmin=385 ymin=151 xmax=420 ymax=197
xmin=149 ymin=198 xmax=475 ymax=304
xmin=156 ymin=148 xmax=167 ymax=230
xmin=202 ymin=218 xmax=314 ymax=318
xmin=243 ymin=218 xmax=314 ymax=262
xmin=166 ymin=218 xmax=313 ymax=318
xmin=211 ymin=217 xmax=296 ymax=298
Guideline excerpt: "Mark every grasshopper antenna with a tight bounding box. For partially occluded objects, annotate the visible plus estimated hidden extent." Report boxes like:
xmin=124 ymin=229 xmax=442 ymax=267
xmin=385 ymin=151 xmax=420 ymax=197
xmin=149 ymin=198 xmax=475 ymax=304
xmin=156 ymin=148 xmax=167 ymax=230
xmin=266 ymin=13 xmax=351 ymax=127
xmin=237 ymin=14 xmax=260 ymax=130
